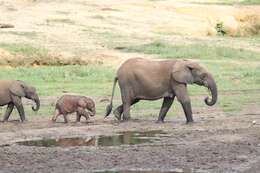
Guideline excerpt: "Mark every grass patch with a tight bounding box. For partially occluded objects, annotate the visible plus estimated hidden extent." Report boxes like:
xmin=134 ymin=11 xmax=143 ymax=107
xmin=0 ymin=65 xmax=115 ymax=96
xmin=0 ymin=41 xmax=259 ymax=117
xmin=0 ymin=43 xmax=47 ymax=58
xmin=0 ymin=31 xmax=38 ymax=38
xmin=120 ymin=41 xmax=260 ymax=61
xmin=0 ymin=43 xmax=99 ymax=66
xmin=240 ymin=0 xmax=260 ymax=5
xmin=0 ymin=65 xmax=117 ymax=118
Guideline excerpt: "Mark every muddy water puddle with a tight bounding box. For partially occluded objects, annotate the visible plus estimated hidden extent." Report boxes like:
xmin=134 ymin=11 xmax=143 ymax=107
xmin=16 ymin=130 xmax=169 ymax=147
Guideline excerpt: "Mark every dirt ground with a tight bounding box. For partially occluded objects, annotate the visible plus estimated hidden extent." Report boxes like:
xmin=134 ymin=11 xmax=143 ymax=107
xmin=0 ymin=101 xmax=260 ymax=173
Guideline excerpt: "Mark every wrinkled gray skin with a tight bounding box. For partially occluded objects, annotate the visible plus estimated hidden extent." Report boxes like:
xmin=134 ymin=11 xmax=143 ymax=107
xmin=105 ymin=58 xmax=217 ymax=123
xmin=52 ymin=95 xmax=96 ymax=123
xmin=0 ymin=80 xmax=40 ymax=122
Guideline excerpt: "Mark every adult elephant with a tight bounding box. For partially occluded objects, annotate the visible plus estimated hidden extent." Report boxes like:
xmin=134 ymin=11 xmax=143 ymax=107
xmin=0 ymin=80 xmax=40 ymax=122
xmin=105 ymin=58 xmax=217 ymax=123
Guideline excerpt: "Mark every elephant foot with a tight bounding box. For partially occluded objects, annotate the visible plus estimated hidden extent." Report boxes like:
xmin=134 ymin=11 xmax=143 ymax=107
xmin=122 ymin=116 xmax=131 ymax=122
xmin=156 ymin=119 xmax=165 ymax=124
xmin=2 ymin=119 xmax=8 ymax=123
xmin=186 ymin=120 xmax=194 ymax=124
xmin=21 ymin=119 xmax=27 ymax=123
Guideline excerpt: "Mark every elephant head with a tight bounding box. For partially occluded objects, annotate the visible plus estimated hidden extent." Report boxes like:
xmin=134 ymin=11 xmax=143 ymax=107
xmin=86 ymin=100 xmax=96 ymax=117
xmin=172 ymin=60 xmax=217 ymax=106
xmin=80 ymin=97 xmax=96 ymax=116
xmin=10 ymin=81 xmax=40 ymax=111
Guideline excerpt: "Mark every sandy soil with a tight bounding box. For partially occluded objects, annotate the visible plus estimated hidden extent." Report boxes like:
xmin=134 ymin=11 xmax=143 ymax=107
xmin=0 ymin=103 xmax=259 ymax=173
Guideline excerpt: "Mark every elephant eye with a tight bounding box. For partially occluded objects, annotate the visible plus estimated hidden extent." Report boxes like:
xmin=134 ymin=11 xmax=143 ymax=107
xmin=201 ymin=73 xmax=207 ymax=79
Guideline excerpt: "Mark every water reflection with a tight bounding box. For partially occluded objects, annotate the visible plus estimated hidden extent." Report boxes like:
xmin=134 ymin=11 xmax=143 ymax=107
xmin=17 ymin=130 xmax=167 ymax=147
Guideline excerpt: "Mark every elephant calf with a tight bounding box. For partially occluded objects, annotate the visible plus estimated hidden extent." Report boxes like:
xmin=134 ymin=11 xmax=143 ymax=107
xmin=52 ymin=95 xmax=96 ymax=123
xmin=0 ymin=80 xmax=40 ymax=122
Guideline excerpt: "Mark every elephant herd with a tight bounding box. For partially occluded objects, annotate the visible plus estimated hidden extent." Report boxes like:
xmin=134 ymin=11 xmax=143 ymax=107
xmin=0 ymin=58 xmax=218 ymax=123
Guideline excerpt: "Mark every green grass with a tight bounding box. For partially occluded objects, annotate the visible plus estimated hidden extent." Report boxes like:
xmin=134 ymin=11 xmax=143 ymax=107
xmin=239 ymin=0 xmax=260 ymax=5
xmin=0 ymin=31 xmax=38 ymax=38
xmin=0 ymin=43 xmax=94 ymax=66
xmin=120 ymin=41 xmax=260 ymax=61
xmin=0 ymin=65 xmax=115 ymax=96
xmin=0 ymin=40 xmax=259 ymax=118
xmin=0 ymin=43 xmax=47 ymax=58
xmin=0 ymin=65 xmax=116 ymax=118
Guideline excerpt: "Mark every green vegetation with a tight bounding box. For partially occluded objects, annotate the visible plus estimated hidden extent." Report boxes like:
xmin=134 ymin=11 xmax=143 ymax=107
xmin=0 ymin=40 xmax=259 ymax=117
xmin=120 ymin=41 xmax=260 ymax=61
xmin=0 ymin=65 xmax=116 ymax=117
xmin=0 ymin=43 xmax=92 ymax=66
xmin=240 ymin=0 xmax=260 ymax=5
xmin=0 ymin=31 xmax=38 ymax=38
xmin=0 ymin=43 xmax=47 ymax=58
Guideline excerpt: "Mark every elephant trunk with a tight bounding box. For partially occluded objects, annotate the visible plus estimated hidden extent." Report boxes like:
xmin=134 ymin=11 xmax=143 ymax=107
xmin=90 ymin=108 xmax=96 ymax=117
xmin=32 ymin=96 xmax=40 ymax=111
xmin=204 ymin=77 xmax=218 ymax=106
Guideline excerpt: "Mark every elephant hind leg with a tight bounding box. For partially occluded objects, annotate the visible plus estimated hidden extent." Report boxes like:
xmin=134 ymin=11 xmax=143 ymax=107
xmin=113 ymin=105 xmax=123 ymax=120
xmin=3 ymin=103 xmax=14 ymax=122
xmin=122 ymin=98 xmax=139 ymax=121
xmin=114 ymin=99 xmax=139 ymax=121
xmin=157 ymin=97 xmax=174 ymax=123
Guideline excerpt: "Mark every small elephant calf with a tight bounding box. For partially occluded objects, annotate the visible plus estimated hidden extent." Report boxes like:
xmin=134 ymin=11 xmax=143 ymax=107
xmin=52 ymin=95 xmax=96 ymax=123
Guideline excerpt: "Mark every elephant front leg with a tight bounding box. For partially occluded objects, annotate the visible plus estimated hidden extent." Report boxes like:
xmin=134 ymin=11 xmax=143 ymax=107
xmin=3 ymin=103 xmax=14 ymax=122
xmin=157 ymin=97 xmax=174 ymax=123
xmin=12 ymin=96 xmax=26 ymax=122
xmin=174 ymin=85 xmax=194 ymax=123
xmin=77 ymin=107 xmax=89 ymax=122
xmin=181 ymin=101 xmax=193 ymax=123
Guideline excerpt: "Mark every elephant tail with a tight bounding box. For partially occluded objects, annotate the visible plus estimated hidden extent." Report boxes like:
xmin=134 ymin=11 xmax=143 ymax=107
xmin=105 ymin=77 xmax=118 ymax=117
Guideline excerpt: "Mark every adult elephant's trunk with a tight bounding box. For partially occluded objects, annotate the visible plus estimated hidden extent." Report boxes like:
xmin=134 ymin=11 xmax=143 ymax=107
xmin=204 ymin=77 xmax=218 ymax=106
xmin=32 ymin=96 xmax=40 ymax=111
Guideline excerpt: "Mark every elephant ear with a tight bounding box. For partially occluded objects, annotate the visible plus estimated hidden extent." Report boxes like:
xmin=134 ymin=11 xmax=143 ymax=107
xmin=78 ymin=98 xmax=87 ymax=107
xmin=172 ymin=60 xmax=194 ymax=84
xmin=10 ymin=81 xmax=26 ymax=97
